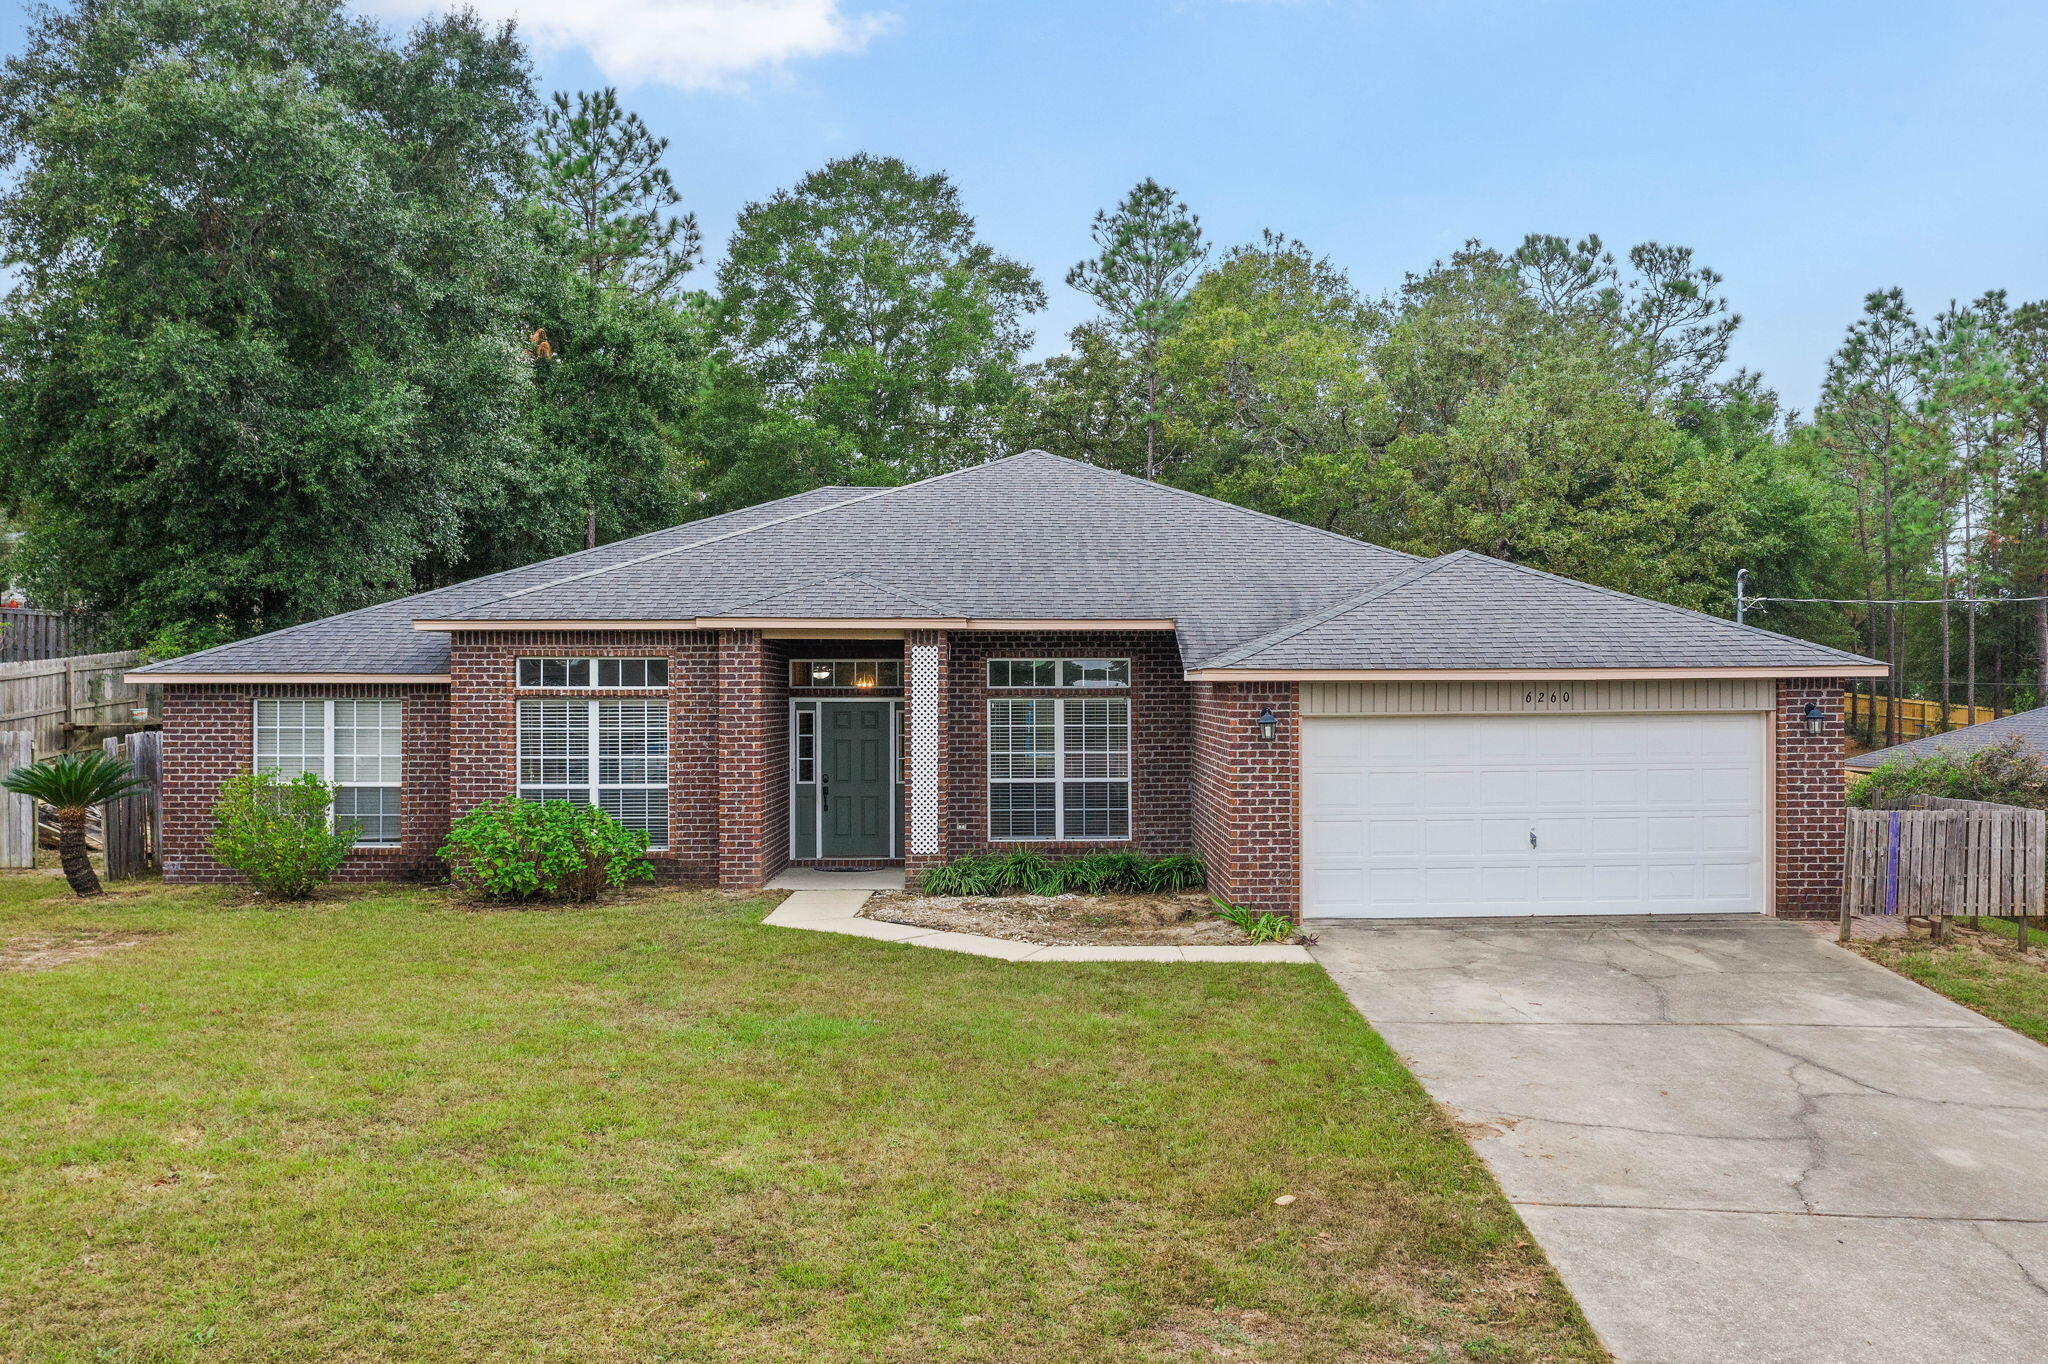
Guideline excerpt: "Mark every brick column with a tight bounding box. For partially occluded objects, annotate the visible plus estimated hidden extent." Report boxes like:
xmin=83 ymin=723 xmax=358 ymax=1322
xmin=1774 ymin=678 xmax=1846 ymax=918
xmin=1189 ymin=682 xmax=1300 ymax=918
xmin=717 ymin=629 xmax=783 ymax=889
xmin=903 ymin=629 xmax=951 ymax=877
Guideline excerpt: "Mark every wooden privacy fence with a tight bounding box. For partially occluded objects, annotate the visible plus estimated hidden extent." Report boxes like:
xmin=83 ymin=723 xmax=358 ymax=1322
xmin=0 ymin=607 xmax=99 ymax=663
xmin=0 ymin=731 xmax=31 ymax=869
xmin=0 ymin=649 xmax=153 ymax=753
xmin=1845 ymin=692 xmax=2001 ymax=744
xmin=1842 ymin=796 xmax=2047 ymax=942
xmin=100 ymin=730 xmax=162 ymax=880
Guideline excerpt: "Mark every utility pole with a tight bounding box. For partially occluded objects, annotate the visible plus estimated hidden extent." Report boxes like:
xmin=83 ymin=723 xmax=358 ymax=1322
xmin=1734 ymin=568 xmax=1750 ymax=626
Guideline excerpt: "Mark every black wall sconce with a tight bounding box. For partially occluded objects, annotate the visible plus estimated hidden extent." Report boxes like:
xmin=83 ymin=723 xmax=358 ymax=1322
xmin=1802 ymin=701 xmax=1824 ymax=736
xmin=1254 ymin=704 xmax=1279 ymax=742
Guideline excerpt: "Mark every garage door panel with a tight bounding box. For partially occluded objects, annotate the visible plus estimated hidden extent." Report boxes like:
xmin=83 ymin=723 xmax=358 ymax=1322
xmin=1303 ymin=713 xmax=1766 ymax=919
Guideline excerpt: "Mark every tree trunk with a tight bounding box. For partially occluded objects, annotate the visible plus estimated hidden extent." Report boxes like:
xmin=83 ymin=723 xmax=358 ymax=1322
xmin=1966 ymin=602 xmax=1977 ymax=720
xmin=2037 ymin=596 xmax=2048 ymax=708
xmin=56 ymin=808 xmax=101 ymax=896
xmin=585 ymin=506 xmax=598 ymax=551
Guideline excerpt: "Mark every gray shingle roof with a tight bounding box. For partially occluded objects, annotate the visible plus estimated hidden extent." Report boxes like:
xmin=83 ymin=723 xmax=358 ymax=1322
xmin=1202 ymin=550 xmax=1876 ymax=671
xmin=134 ymin=451 xmax=1880 ymax=678
xmin=130 ymin=485 xmax=875 ymax=676
xmin=1844 ymin=706 xmax=2048 ymax=772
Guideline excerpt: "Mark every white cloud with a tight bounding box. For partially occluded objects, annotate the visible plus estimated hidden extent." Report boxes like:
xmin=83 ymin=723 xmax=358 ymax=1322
xmin=359 ymin=0 xmax=891 ymax=90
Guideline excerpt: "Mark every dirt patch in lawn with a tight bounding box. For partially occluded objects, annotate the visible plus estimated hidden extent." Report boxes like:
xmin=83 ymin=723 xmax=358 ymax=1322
xmin=862 ymin=891 xmax=1260 ymax=946
xmin=0 ymin=928 xmax=162 ymax=972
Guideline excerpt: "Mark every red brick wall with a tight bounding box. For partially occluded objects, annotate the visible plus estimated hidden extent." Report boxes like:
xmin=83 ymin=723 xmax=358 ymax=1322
xmin=1775 ymin=678 xmax=1847 ymax=918
xmin=1189 ymin=681 xmax=1300 ymax=918
xmin=449 ymin=630 xmax=721 ymax=881
xmin=160 ymin=683 xmax=451 ymax=883
xmin=940 ymin=630 xmax=1193 ymax=859
xmin=716 ymin=629 xmax=787 ymax=888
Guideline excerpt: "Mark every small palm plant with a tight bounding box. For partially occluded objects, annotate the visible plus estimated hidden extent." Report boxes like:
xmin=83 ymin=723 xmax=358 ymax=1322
xmin=1 ymin=750 xmax=145 ymax=896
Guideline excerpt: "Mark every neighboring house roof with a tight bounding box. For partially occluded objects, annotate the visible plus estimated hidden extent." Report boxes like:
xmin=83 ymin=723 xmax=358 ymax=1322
xmin=1844 ymin=706 xmax=2048 ymax=772
xmin=131 ymin=450 xmax=1883 ymax=680
xmin=1200 ymin=550 xmax=1877 ymax=673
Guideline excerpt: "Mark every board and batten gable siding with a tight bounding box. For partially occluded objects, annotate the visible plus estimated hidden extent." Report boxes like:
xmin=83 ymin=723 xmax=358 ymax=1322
xmin=1300 ymin=677 xmax=1776 ymax=717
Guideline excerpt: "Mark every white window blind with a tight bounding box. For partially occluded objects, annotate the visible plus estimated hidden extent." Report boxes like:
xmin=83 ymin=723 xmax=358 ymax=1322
xmin=253 ymin=698 xmax=403 ymax=845
xmin=987 ymin=697 xmax=1129 ymax=840
xmin=516 ymin=699 xmax=669 ymax=846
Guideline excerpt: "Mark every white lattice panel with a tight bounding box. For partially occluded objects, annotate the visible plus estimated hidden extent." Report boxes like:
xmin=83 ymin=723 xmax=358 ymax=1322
xmin=908 ymin=642 xmax=941 ymax=855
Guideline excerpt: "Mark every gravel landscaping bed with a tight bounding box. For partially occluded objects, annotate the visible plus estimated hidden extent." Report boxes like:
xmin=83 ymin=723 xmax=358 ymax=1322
xmin=862 ymin=890 xmax=1260 ymax=946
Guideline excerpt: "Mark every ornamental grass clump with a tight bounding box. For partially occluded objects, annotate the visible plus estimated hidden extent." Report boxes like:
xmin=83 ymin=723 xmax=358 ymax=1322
xmin=209 ymin=770 xmax=358 ymax=901
xmin=2 ymin=749 xmax=146 ymax=897
xmin=439 ymin=798 xmax=653 ymax=903
xmin=916 ymin=849 xmax=1206 ymax=897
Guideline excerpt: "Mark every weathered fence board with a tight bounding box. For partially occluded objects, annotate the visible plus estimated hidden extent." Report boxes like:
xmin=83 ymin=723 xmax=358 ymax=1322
xmin=0 ymin=607 xmax=100 ymax=663
xmin=0 ymin=649 xmax=152 ymax=752
xmin=0 ymin=731 xmax=31 ymax=869
xmin=1843 ymin=797 xmax=2047 ymax=926
xmin=101 ymin=730 xmax=160 ymax=880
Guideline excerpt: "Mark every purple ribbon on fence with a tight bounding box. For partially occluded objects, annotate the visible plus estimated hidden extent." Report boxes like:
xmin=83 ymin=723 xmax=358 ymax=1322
xmin=1885 ymin=811 xmax=1901 ymax=915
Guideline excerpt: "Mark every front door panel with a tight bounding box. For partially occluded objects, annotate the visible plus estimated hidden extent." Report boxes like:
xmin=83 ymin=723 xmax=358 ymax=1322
xmin=819 ymin=703 xmax=892 ymax=858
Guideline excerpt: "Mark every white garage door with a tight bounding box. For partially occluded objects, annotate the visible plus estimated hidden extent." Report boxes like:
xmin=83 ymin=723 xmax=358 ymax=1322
xmin=1302 ymin=713 xmax=1766 ymax=918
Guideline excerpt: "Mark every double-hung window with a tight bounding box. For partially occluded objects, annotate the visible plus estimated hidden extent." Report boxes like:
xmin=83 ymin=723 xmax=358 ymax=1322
xmin=516 ymin=699 xmax=669 ymax=846
xmin=253 ymin=698 xmax=403 ymax=845
xmin=987 ymin=696 xmax=1130 ymax=840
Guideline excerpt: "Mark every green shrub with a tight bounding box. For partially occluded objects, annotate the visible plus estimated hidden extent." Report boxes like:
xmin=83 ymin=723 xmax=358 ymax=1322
xmin=439 ymin=798 xmax=654 ymax=903
xmin=209 ymin=770 xmax=358 ymax=900
xmin=1208 ymin=896 xmax=1296 ymax=945
xmin=1848 ymin=737 xmax=2048 ymax=812
xmin=915 ymin=849 xmax=1206 ymax=896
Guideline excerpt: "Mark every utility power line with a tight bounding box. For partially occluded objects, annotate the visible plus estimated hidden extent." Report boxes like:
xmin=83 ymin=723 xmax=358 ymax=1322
xmin=1733 ymin=568 xmax=2048 ymax=625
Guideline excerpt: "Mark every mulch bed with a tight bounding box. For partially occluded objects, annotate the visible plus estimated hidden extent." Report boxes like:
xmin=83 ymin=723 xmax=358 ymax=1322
xmin=862 ymin=890 xmax=1258 ymax=946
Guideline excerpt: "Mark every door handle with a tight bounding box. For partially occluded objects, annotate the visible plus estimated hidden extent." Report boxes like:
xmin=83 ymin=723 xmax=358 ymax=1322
xmin=822 ymin=774 xmax=830 ymax=812
xmin=1529 ymin=828 xmax=1538 ymax=849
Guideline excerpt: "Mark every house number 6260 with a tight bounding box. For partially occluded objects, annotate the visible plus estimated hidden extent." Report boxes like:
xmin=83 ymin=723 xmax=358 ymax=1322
xmin=1523 ymin=690 xmax=1572 ymax=705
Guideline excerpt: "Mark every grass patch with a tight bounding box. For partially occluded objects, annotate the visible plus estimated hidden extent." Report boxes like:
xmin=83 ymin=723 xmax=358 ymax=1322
xmin=0 ymin=870 xmax=1600 ymax=1362
xmin=1855 ymin=924 xmax=2048 ymax=1044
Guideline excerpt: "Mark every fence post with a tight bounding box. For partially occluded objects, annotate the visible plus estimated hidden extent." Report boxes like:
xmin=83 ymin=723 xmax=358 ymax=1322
xmin=0 ymin=731 xmax=31 ymax=869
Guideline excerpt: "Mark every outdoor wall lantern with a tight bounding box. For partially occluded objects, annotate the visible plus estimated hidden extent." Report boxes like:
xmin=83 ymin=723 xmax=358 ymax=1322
xmin=1255 ymin=704 xmax=1279 ymax=742
xmin=1802 ymin=700 xmax=1824 ymax=736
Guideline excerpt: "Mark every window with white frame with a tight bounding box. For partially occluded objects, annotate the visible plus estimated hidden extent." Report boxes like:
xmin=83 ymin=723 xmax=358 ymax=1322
xmin=516 ymin=657 xmax=668 ymax=689
xmin=516 ymin=699 xmax=669 ymax=846
xmin=987 ymin=697 xmax=1130 ymax=840
xmin=986 ymin=658 xmax=1130 ymax=689
xmin=254 ymin=698 xmax=403 ymax=845
xmin=789 ymin=658 xmax=902 ymax=689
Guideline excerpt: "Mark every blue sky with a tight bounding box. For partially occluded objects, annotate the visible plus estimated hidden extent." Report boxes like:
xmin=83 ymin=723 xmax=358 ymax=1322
xmin=6 ymin=0 xmax=2046 ymax=409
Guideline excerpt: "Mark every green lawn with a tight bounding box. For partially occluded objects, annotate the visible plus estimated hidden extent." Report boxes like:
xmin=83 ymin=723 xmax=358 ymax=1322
xmin=1857 ymin=920 xmax=2048 ymax=1045
xmin=0 ymin=871 xmax=1600 ymax=1363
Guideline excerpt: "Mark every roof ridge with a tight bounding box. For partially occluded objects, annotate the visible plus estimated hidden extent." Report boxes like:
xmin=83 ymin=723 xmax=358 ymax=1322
xmin=130 ymin=485 xmax=877 ymax=674
xmin=1020 ymin=452 xmax=1425 ymax=563
xmin=1199 ymin=553 xmax=1466 ymax=668
xmin=1450 ymin=551 xmax=1879 ymax=665
xmin=469 ymin=453 xmax=1048 ymax=609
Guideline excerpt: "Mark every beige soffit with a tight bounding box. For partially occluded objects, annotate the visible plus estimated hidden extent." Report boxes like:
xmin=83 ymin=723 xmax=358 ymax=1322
xmin=125 ymin=672 xmax=452 ymax=685
xmin=1183 ymin=665 xmax=1891 ymax=682
xmin=411 ymin=617 xmax=1177 ymax=633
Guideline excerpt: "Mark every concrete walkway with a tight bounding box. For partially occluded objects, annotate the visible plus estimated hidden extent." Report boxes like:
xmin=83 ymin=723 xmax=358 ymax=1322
xmin=763 ymin=889 xmax=1313 ymax=962
xmin=1310 ymin=915 xmax=2048 ymax=1364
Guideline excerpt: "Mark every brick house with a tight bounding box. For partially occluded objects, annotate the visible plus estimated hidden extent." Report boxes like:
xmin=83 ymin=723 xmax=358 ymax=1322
xmin=130 ymin=452 xmax=1885 ymax=919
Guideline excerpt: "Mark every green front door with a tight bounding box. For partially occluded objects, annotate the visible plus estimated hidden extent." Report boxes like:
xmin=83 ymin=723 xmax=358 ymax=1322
xmin=819 ymin=703 xmax=892 ymax=858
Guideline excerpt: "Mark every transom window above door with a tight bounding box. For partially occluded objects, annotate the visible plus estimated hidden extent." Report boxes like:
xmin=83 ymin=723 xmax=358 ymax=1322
xmin=789 ymin=659 xmax=902 ymax=689
xmin=516 ymin=657 xmax=668 ymax=689
xmin=986 ymin=658 xmax=1130 ymax=689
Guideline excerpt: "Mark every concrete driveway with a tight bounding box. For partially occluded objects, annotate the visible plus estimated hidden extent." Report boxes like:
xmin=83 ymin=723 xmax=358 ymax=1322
xmin=1310 ymin=915 xmax=2048 ymax=1364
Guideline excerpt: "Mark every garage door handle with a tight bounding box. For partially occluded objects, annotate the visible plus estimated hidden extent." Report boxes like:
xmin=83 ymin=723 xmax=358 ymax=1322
xmin=1529 ymin=828 xmax=1538 ymax=849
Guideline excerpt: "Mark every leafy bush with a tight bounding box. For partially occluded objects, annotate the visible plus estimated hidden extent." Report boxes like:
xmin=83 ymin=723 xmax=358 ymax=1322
xmin=439 ymin=798 xmax=654 ymax=902
xmin=1208 ymin=896 xmax=1296 ymax=945
xmin=210 ymin=770 xmax=358 ymax=900
xmin=916 ymin=849 xmax=1205 ymax=896
xmin=1848 ymin=737 xmax=2048 ymax=812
